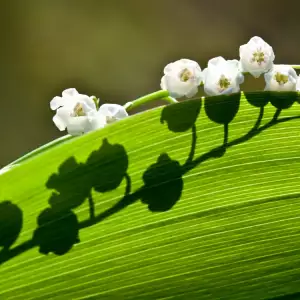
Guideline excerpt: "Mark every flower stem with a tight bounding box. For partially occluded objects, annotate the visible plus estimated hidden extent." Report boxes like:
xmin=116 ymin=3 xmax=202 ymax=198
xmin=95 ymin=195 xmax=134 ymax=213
xmin=124 ymin=90 xmax=177 ymax=112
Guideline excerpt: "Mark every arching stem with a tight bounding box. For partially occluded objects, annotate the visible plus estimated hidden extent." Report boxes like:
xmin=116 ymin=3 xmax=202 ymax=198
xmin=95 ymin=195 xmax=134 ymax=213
xmin=124 ymin=90 xmax=177 ymax=112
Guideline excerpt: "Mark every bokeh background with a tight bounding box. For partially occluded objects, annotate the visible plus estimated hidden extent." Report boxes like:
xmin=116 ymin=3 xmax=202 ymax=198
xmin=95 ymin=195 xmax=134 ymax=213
xmin=1 ymin=0 xmax=300 ymax=167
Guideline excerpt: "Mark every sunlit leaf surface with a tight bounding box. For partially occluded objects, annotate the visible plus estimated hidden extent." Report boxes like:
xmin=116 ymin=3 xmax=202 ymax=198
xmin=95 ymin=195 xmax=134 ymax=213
xmin=0 ymin=92 xmax=300 ymax=300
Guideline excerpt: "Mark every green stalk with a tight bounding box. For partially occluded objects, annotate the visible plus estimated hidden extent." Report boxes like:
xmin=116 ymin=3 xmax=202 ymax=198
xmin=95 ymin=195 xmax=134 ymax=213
xmin=124 ymin=90 xmax=177 ymax=112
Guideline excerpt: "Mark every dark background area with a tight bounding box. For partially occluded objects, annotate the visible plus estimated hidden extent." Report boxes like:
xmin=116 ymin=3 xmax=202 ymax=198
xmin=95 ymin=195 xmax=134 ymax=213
xmin=0 ymin=0 xmax=300 ymax=167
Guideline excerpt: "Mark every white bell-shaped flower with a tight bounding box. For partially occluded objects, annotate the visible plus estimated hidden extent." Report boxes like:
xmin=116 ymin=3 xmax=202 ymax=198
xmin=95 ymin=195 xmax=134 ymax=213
xmin=160 ymin=59 xmax=203 ymax=98
xmin=264 ymin=65 xmax=298 ymax=91
xmin=50 ymin=88 xmax=97 ymax=136
xmin=203 ymin=56 xmax=244 ymax=96
xmin=239 ymin=36 xmax=275 ymax=78
xmin=51 ymin=89 xmax=129 ymax=136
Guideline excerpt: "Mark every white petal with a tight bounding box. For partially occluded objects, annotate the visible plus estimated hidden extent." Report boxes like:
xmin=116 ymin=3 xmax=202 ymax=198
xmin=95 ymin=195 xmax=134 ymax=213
xmin=204 ymin=84 xmax=218 ymax=96
xmin=74 ymin=95 xmax=97 ymax=112
xmin=50 ymin=96 xmax=64 ymax=110
xmin=227 ymin=59 xmax=239 ymax=69
xmin=296 ymin=76 xmax=300 ymax=91
xmin=207 ymin=56 xmax=226 ymax=68
xmin=66 ymin=117 xmax=90 ymax=136
xmin=185 ymin=86 xmax=198 ymax=98
xmin=78 ymin=101 xmax=95 ymax=115
xmin=180 ymin=58 xmax=197 ymax=65
xmin=221 ymin=87 xmax=234 ymax=95
xmin=53 ymin=105 xmax=73 ymax=131
xmin=239 ymin=44 xmax=247 ymax=55
xmin=237 ymin=73 xmax=245 ymax=85
xmin=88 ymin=111 xmax=107 ymax=131
xmin=249 ymin=70 xmax=262 ymax=78
xmin=194 ymin=69 xmax=204 ymax=85
xmin=160 ymin=75 xmax=168 ymax=90
xmin=250 ymin=36 xmax=265 ymax=44
xmin=202 ymin=68 xmax=208 ymax=83
xmin=53 ymin=114 xmax=67 ymax=131
xmin=162 ymin=75 xmax=193 ymax=98
xmin=62 ymin=88 xmax=79 ymax=98
xmin=163 ymin=62 xmax=174 ymax=74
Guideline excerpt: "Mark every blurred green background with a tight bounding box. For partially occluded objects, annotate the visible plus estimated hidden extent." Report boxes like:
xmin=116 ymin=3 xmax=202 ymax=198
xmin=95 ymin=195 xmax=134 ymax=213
xmin=1 ymin=0 xmax=299 ymax=167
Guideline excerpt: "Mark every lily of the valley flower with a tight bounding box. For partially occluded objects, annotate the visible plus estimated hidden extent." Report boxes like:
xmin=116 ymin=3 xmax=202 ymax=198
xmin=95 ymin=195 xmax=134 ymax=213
xmin=160 ymin=59 xmax=203 ymax=98
xmin=50 ymin=88 xmax=128 ymax=136
xmin=264 ymin=65 xmax=298 ymax=92
xmin=239 ymin=36 xmax=275 ymax=78
xmin=50 ymin=88 xmax=96 ymax=135
xmin=203 ymin=56 xmax=244 ymax=96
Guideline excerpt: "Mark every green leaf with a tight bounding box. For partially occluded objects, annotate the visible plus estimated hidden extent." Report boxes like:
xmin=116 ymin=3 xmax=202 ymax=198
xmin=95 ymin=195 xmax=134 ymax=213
xmin=1 ymin=92 xmax=300 ymax=299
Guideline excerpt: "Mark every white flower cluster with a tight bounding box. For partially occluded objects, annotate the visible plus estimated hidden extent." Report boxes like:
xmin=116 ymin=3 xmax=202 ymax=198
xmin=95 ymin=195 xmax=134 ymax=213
xmin=161 ymin=36 xmax=300 ymax=98
xmin=50 ymin=88 xmax=127 ymax=136
xmin=50 ymin=36 xmax=300 ymax=137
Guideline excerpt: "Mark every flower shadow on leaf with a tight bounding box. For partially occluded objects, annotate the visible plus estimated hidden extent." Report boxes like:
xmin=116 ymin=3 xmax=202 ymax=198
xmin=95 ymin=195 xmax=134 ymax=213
xmin=141 ymin=153 xmax=183 ymax=212
xmin=46 ymin=157 xmax=89 ymax=211
xmin=33 ymin=205 xmax=79 ymax=255
xmin=2 ymin=93 xmax=300 ymax=265
xmin=46 ymin=139 xmax=128 ymax=218
xmin=268 ymin=91 xmax=299 ymax=110
xmin=204 ymin=93 xmax=240 ymax=125
xmin=33 ymin=138 xmax=129 ymax=256
xmin=0 ymin=201 xmax=23 ymax=251
xmin=85 ymin=138 xmax=128 ymax=193
xmin=245 ymin=92 xmax=269 ymax=108
xmin=204 ymin=92 xmax=240 ymax=149
xmin=160 ymin=98 xmax=201 ymax=132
